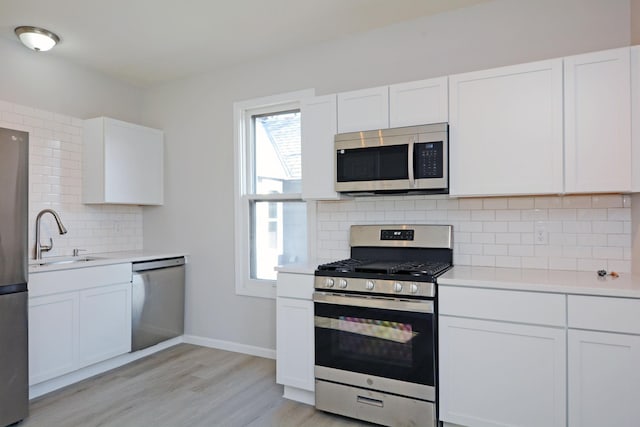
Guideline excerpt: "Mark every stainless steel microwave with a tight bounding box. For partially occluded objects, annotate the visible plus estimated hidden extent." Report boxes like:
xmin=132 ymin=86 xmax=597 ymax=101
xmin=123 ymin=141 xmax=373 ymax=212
xmin=335 ymin=123 xmax=448 ymax=194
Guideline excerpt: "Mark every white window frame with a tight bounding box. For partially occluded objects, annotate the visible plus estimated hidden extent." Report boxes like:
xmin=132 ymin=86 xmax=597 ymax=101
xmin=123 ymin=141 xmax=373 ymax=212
xmin=233 ymin=89 xmax=314 ymax=298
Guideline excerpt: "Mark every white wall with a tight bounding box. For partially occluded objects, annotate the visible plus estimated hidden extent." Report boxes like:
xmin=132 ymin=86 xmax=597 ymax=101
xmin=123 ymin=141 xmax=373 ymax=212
xmin=0 ymin=37 xmax=143 ymax=123
xmin=142 ymin=0 xmax=632 ymax=352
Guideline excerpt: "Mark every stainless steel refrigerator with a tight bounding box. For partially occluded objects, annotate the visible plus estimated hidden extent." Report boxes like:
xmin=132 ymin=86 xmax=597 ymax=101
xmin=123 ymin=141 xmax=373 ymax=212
xmin=0 ymin=127 xmax=29 ymax=426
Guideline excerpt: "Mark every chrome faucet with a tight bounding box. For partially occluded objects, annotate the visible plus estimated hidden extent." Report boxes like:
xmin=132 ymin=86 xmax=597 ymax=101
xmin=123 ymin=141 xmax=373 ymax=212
xmin=35 ymin=209 xmax=68 ymax=259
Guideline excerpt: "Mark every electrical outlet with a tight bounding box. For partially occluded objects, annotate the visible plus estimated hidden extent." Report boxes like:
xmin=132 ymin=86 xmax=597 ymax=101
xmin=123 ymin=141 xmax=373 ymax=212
xmin=535 ymin=223 xmax=548 ymax=245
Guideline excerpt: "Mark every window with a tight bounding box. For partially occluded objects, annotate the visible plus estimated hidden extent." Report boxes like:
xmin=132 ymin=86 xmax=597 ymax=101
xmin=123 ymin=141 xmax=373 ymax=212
xmin=234 ymin=89 xmax=314 ymax=298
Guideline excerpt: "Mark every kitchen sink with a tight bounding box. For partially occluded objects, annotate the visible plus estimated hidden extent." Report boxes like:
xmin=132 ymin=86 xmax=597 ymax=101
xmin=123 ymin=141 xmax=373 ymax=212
xmin=32 ymin=256 xmax=104 ymax=266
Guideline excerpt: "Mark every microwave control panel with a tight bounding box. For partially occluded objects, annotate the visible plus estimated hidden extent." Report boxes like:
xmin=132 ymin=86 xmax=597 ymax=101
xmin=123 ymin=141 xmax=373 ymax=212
xmin=414 ymin=141 xmax=443 ymax=179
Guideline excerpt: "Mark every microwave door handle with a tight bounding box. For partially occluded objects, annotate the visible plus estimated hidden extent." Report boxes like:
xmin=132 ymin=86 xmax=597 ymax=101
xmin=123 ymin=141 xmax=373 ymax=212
xmin=408 ymin=137 xmax=415 ymax=188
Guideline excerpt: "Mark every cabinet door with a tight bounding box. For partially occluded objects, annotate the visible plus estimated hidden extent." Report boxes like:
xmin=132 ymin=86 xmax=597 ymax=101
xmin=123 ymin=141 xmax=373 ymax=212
xmin=84 ymin=117 xmax=164 ymax=205
xmin=276 ymin=297 xmax=314 ymax=391
xmin=439 ymin=316 xmax=566 ymax=427
xmin=631 ymin=46 xmax=640 ymax=191
xmin=104 ymin=118 xmax=164 ymax=204
xmin=565 ymin=47 xmax=631 ymax=193
xmin=337 ymin=86 xmax=389 ymax=133
xmin=568 ymin=329 xmax=640 ymax=427
xmin=29 ymin=292 xmax=79 ymax=385
xmin=78 ymin=283 xmax=132 ymax=367
xmin=389 ymin=77 xmax=448 ymax=127
xmin=301 ymin=94 xmax=339 ymax=200
xmin=449 ymin=59 xmax=563 ymax=196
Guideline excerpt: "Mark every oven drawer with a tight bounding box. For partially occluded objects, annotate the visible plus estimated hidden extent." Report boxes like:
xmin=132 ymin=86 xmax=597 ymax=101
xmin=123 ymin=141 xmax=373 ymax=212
xmin=439 ymin=286 xmax=566 ymax=327
xmin=315 ymin=379 xmax=437 ymax=427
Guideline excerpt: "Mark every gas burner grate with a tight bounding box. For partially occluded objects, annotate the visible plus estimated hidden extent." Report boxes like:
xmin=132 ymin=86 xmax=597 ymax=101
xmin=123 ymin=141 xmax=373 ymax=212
xmin=317 ymin=258 xmax=371 ymax=273
xmin=391 ymin=261 xmax=452 ymax=277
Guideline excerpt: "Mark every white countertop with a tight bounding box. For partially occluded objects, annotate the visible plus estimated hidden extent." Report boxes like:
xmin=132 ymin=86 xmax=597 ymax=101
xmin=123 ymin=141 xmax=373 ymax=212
xmin=439 ymin=266 xmax=640 ymax=298
xmin=274 ymin=262 xmax=317 ymax=275
xmin=28 ymin=250 xmax=188 ymax=273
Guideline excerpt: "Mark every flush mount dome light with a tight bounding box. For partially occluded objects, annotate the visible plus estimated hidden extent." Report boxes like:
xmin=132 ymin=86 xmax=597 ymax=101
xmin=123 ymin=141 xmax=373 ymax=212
xmin=14 ymin=26 xmax=60 ymax=52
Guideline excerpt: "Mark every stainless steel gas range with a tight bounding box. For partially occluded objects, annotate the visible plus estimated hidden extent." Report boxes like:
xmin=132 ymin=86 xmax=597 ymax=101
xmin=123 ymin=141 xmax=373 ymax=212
xmin=313 ymin=224 xmax=453 ymax=427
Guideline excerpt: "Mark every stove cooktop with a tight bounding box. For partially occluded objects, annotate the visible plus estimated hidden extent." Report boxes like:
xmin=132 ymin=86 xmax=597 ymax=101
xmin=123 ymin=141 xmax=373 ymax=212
xmin=316 ymin=258 xmax=452 ymax=282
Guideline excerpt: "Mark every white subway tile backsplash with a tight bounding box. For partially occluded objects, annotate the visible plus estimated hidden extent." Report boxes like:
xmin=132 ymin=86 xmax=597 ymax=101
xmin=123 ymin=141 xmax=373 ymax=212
xmin=534 ymin=197 xmax=563 ymax=209
xmin=471 ymin=255 xmax=495 ymax=267
xmin=484 ymin=244 xmax=508 ymax=256
xmin=471 ymin=210 xmax=495 ymax=221
xmin=508 ymin=221 xmax=534 ymax=233
xmin=483 ymin=198 xmax=508 ymax=209
xmin=495 ymin=210 xmax=521 ymax=221
xmin=593 ymin=246 xmax=624 ymax=260
xmin=521 ymin=257 xmax=549 ymax=269
xmin=608 ymin=208 xmax=631 ymax=221
xmin=509 ymin=245 xmax=535 ymax=257
xmin=316 ymin=192 xmax=632 ymax=273
xmin=549 ymin=257 xmax=577 ymax=270
xmin=508 ymin=197 xmax=534 ymax=209
xmin=495 ymin=233 xmax=521 ymax=245
xmin=495 ymin=256 xmax=522 ymax=268
xmin=561 ymin=195 xmax=592 ymax=208
xmin=0 ymin=99 xmax=144 ymax=259
xmin=458 ymin=198 xmax=483 ymax=210
xmin=549 ymin=209 xmax=577 ymax=221
xmin=592 ymin=194 xmax=624 ymax=208
xmin=472 ymin=233 xmax=495 ymax=244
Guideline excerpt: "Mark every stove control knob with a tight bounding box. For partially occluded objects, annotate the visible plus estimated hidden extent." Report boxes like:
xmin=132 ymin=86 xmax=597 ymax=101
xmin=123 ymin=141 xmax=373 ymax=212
xmin=325 ymin=278 xmax=335 ymax=288
xmin=393 ymin=282 xmax=403 ymax=293
xmin=410 ymin=283 xmax=419 ymax=294
xmin=365 ymin=280 xmax=375 ymax=290
xmin=338 ymin=279 xmax=348 ymax=289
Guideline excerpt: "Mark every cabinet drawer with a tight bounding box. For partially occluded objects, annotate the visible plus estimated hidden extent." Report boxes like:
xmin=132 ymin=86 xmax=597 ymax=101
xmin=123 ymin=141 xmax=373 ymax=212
xmin=568 ymin=295 xmax=640 ymax=334
xmin=29 ymin=263 xmax=132 ymax=297
xmin=439 ymin=286 xmax=565 ymax=326
xmin=276 ymin=273 xmax=314 ymax=299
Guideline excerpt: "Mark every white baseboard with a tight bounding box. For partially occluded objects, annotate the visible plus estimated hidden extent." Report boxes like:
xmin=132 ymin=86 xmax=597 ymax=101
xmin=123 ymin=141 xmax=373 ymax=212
xmin=29 ymin=336 xmax=183 ymax=400
xmin=182 ymin=334 xmax=276 ymax=359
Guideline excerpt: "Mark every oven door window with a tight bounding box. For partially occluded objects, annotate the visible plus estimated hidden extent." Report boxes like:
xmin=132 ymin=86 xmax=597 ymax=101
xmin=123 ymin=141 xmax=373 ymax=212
xmin=336 ymin=145 xmax=408 ymax=182
xmin=314 ymin=302 xmax=434 ymax=387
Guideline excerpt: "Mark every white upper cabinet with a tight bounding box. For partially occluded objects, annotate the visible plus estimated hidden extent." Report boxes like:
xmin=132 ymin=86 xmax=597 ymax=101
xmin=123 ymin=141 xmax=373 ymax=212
xmin=449 ymin=59 xmax=564 ymax=197
xmin=564 ymin=47 xmax=631 ymax=193
xmin=301 ymin=94 xmax=340 ymax=200
xmin=83 ymin=117 xmax=164 ymax=205
xmin=631 ymin=46 xmax=640 ymax=192
xmin=389 ymin=77 xmax=448 ymax=127
xmin=337 ymin=86 xmax=389 ymax=133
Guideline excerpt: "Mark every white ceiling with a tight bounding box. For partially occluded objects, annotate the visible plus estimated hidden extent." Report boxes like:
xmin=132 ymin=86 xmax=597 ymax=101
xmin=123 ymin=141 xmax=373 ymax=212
xmin=0 ymin=0 xmax=490 ymax=87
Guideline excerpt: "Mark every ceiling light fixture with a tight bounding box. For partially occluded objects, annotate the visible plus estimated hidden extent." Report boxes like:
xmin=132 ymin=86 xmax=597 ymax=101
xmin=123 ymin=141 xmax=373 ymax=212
xmin=14 ymin=26 xmax=60 ymax=52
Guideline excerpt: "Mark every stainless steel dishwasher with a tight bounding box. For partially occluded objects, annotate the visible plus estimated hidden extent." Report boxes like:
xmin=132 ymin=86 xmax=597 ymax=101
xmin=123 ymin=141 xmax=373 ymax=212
xmin=131 ymin=257 xmax=185 ymax=351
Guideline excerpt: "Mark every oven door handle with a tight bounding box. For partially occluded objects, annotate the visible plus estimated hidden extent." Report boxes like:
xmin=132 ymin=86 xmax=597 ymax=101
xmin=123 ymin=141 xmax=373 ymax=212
xmin=313 ymin=292 xmax=434 ymax=314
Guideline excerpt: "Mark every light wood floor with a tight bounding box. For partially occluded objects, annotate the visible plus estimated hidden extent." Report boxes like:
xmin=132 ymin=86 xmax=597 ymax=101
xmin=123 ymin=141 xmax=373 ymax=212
xmin=21 ymin=344 xmax=374 ymax=427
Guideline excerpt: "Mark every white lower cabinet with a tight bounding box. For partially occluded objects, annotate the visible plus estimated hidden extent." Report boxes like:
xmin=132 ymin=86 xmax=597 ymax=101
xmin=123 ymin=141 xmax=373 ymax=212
xmin=29 ymin=263 xmax=132 ymax=385
xmin=79 ymin=283 xmax=132 ymax=367
xmin=29 ymin=293 xmax=79 ymax=385
xmin=439 ymin=286 xmax=567 ymax=427
xmin=568 ymin=330 xmax=640 ymax=427
xmin=439 ymin=316 xmax=566 ymax=427
xmin=567 ymin=295 xmax=640 ymax=427
xmin=276 ymin=298 xmax=314 ymax=390
xmin=276 ymin=271 xmax=315 ymax=405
